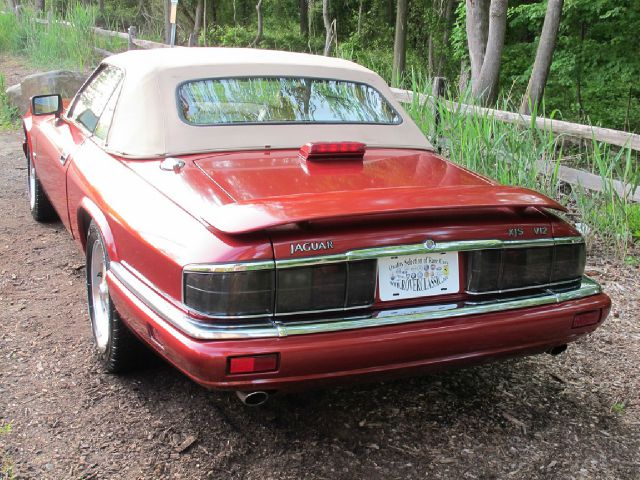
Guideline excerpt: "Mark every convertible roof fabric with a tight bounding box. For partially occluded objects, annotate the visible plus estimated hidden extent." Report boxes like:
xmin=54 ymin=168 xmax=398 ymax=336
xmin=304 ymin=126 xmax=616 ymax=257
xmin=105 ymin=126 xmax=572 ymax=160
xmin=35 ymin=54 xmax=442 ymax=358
xmin=99 ymin=48 xmax=433 ymax=158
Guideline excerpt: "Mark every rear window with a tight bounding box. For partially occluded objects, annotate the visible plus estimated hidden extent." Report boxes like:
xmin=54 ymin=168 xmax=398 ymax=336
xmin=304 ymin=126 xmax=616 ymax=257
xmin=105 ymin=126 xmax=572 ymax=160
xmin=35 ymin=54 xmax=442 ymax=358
xmin=177 ymin=77 xmax=401 ymax=126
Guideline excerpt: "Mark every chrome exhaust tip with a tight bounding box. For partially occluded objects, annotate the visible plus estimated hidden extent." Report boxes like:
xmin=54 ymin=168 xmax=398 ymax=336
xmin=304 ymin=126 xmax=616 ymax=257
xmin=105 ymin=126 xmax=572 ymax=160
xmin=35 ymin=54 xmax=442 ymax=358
xmin=236 ymin=390 xmax=270 ymax=406
xmin=547 ymin=344 xmax=568 ymax=356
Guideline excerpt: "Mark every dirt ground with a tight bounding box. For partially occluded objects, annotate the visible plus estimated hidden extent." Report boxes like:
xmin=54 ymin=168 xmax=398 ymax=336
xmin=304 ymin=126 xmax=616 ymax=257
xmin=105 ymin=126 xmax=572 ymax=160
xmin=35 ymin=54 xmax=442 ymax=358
xmin=0 ymin=56 xmax=639 ymax=479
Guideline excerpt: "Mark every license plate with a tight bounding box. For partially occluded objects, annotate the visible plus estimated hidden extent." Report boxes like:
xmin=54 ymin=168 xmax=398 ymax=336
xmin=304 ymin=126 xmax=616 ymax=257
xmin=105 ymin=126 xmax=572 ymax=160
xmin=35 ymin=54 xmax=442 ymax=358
xmin=378 ymin=252 xmax=460 ymax=301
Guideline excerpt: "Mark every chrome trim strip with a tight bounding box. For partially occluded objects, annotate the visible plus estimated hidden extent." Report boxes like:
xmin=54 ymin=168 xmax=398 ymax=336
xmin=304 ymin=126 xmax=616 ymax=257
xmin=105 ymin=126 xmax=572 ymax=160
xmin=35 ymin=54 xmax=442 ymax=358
xmin=274 ymin=237 xmax=584 ymax=269
xmin=276 ymin=277 xmax=602 ymax=337
xmin=465 ymin=278 xmax=581 ymax=296
xmin=180 ymin=237 xmax=584 ymax=272
xmin=110 ymin=261 xmax=602 ymax=340
xmin=184 ymin=260 xmax=275 ymax=273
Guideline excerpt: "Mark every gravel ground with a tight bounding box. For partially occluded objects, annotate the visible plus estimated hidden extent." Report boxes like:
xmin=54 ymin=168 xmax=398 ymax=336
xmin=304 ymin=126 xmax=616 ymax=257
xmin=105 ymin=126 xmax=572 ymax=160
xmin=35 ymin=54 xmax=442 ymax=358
xmin=0 ymin=56 xmax=639 ymax=480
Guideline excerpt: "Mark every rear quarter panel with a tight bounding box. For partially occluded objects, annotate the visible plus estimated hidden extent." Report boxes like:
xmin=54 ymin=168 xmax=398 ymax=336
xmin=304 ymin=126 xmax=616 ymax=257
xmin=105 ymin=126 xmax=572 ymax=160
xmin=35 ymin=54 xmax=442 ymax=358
xmin=65 ymin=139 xmax=273 ymax=302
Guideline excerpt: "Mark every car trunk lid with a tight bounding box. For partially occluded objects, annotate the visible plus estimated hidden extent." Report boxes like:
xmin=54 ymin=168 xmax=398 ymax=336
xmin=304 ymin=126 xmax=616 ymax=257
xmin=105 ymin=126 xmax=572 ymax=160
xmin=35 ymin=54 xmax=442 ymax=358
xmin=191 ymin=148 xmax=564 ymax=234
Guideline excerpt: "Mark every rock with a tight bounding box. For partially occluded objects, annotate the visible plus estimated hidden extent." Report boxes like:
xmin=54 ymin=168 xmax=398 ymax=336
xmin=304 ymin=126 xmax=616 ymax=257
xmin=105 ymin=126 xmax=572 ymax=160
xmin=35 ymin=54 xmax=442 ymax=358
xmin=5 ymin=70 xmax=88 ymax=115
xmin=5 ymin=83 xmax=22 ymax=112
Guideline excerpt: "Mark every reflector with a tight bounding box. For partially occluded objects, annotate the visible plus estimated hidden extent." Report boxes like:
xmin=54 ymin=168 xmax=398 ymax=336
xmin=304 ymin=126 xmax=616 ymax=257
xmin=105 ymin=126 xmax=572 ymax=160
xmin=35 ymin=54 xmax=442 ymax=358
xmin=228 ymin=354 xmax=279 ymax=374
xmin=572 ymin=310 xmax=601 ymax=328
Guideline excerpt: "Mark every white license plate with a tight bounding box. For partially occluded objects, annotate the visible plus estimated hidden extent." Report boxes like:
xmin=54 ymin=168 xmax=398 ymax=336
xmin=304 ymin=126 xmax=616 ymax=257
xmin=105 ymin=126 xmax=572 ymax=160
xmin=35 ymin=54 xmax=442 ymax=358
xmin=378 ymin=252 xmax=460 ymax=301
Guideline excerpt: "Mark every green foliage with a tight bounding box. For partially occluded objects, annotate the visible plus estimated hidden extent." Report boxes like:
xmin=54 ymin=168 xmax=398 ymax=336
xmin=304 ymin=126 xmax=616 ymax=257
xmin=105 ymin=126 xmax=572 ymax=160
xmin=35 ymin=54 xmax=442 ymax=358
xmin=629 ymin=205 xmax=640 ymax=240
xmin=0 ymin=4 xmax=99 ymax=70
xmin=0 ymin=74 xmax=18 ymax=131
xmin=611 ymin=402 xmax=626 ymax=414
xmin=0 ymin=422 xmax=12 ymax=435
xmin=503 ymin=0 xmax=640 ymax=132
xmin=0 ymin=421 xmax=14 ymax=480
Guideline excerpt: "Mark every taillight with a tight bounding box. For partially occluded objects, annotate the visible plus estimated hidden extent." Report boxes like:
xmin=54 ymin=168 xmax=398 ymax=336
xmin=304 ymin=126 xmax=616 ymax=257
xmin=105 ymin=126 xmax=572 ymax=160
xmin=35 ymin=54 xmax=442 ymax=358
xmin=299 ymin=141 xmax=366 ymax=161
xmin=183 ymin=260 xmax=376 ymax=317
xmin=551 ymin=243 xmax=586 ymax=282
xmin=466 ymin=242 xmax=585 ymax=293
xmin=277 ymin=263 xmax=347 ymax=313
xmin=276 ymin=260 xmax=377 ymax=313
xmin=183 ymin=270 xmax=274 ymax=316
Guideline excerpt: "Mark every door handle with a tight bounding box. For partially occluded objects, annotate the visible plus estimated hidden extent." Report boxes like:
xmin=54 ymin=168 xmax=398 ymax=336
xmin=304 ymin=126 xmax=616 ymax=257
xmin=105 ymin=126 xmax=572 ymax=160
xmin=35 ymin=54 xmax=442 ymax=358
xmin=59 ymin=152 xmax=70 ymax=165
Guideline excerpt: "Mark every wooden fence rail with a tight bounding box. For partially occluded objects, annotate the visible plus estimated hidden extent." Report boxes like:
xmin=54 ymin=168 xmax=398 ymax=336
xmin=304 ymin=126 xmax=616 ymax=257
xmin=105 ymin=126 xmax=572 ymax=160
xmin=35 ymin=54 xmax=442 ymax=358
xmin=391 ymin=87 xmax=640 ymax=152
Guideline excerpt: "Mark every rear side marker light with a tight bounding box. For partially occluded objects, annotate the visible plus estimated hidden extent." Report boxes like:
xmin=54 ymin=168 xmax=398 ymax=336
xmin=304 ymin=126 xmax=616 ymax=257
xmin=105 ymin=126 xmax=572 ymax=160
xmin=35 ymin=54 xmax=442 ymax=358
xmin=228 ymin=354 xmax=279 ymax=375
xmin=572 ymin=310 xmax=601 ymax=328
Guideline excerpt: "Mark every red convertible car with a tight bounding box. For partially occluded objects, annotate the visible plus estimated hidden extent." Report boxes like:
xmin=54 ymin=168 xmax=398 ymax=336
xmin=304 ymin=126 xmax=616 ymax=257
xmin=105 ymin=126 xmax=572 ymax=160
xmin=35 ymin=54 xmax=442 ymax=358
xmin=23 ymin=48 xmax=610 ymax=405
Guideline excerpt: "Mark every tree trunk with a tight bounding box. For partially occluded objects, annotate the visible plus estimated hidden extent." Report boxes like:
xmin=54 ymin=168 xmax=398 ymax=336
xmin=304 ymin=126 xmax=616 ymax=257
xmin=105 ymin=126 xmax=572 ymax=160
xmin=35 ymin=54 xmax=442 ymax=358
xmin=436 ymin=0 xmax=455 ymax=76
xmin=357 ymin=0 xmax=364 ymax=35
xmin=466 ymin=0 xmax=490 ymax=85
xmin=459 ymin=59 xmax=470 ymax=92
xmin=164 ymin=0 xmax=171 ymax=44
xmin=575 ymin=22 xmax=586 ymax=118
xmin=193 ymin=0 xmax=204 ymax=39
xmin=322 ymin=0 xmax=334 ymax=56
xmin=427 ymin=34 xmax=434 ymax=77
xmin=299 ymin=0 xmax=308 ymax=37
xmin=519 ymin=0 xmax=564 ymax=114
xmin=250 ymin=0 xmax=263 ymax=47
xmin=470 ymin=0 xmax=508 ymax=105
xmin=36 ymin=0 xmax=45 ymax=13
xmin=233 ymin=0 xmax=237 ymax=26
xmin=392 ymin=0 xmax=408 ymax=87
xmin=6 ymin=0 xmax=16 ymax=12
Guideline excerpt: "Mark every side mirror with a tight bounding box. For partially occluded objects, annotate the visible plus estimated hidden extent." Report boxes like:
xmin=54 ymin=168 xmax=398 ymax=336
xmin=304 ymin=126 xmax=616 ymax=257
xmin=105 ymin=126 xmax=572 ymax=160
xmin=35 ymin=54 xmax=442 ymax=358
xmin=31 ymin=94 xmax=63 ymax=117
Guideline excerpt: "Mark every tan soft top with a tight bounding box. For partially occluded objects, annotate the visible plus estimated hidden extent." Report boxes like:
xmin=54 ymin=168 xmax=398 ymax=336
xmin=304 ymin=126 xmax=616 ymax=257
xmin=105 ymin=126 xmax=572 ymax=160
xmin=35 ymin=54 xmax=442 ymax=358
xmin=101 ymin=48 xmax=432 ymax=158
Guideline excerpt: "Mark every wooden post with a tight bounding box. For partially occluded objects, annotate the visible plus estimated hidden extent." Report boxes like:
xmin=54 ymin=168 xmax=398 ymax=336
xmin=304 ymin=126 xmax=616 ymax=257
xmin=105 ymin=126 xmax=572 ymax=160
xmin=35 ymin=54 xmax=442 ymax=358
xmin=432 ymin=76 xmax=447 ymax=150
xmin=46 ymin=10 xmax=52 ymax=29
xmin=169 ymin=0 xmax=178 ymax=46
xmin=127 ymin=26 xmax=137 ymax=50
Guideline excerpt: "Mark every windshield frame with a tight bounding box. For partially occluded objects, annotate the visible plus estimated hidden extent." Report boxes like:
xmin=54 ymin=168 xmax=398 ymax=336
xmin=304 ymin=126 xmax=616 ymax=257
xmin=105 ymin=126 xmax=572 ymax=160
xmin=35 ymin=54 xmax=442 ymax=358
xmin=175 ymin=75 xmax=404 ymax=127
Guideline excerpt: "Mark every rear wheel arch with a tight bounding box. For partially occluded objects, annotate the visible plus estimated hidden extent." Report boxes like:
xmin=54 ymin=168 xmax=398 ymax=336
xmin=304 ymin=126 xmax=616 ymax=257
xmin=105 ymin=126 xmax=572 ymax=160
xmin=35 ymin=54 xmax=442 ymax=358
xmin=76 ymin=199 xmax=119 ymax=261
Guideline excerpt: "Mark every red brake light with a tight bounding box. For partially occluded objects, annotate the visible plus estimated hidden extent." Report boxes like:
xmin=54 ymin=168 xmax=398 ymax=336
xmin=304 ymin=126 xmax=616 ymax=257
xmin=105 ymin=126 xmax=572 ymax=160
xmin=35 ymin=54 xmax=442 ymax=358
xmin=299 ymin=142 xmax=366 ymax=161
xmin=228 ymin=354 xmax=279 ymax=374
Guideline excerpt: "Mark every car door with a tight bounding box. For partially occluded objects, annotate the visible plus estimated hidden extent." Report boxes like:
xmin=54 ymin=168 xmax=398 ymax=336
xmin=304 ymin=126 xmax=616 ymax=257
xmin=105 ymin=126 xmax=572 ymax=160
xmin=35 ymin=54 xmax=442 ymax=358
xmin=35 ymin=65 xmax=124 ymax=230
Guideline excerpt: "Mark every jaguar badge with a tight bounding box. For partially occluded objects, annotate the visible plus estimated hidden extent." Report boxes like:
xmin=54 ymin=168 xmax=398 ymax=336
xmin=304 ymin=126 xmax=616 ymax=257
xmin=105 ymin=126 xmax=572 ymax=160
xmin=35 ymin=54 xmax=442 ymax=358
xmin=290 ymin=240 xmax=334 ymax=255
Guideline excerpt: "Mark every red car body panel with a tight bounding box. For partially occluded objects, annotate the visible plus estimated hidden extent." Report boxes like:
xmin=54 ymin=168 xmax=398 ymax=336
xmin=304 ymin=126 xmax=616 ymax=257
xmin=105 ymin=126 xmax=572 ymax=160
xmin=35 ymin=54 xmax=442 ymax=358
xmin=24 ymin=95 xmax=611 ymax=392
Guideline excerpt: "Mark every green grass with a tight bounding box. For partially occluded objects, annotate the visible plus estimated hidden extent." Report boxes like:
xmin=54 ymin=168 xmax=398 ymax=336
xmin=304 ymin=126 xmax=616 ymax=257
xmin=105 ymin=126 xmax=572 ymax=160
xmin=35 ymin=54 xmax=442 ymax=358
xmin=0 ymin=421 xmax=14 ymax=480
xmin=0 ymin=74 xmax=18 ymax=131
xmin=0 ymin=422 xmax=12 ymax=435
xmin=611 ymin=402 xmax=626 ymax=414
xmin=0 ymin=3 xmax=100 ymax=71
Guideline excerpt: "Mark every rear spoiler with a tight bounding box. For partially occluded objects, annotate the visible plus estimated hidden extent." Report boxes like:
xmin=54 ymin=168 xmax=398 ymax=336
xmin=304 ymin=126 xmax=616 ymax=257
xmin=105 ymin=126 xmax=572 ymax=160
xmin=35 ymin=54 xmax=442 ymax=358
xmin=204 ymin=185 xmax=566 ymax=235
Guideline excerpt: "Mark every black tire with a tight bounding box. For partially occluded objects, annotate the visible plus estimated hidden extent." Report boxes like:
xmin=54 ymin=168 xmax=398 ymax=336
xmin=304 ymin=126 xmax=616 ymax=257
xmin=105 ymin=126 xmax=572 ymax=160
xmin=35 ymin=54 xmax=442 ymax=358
xmin=26 ymin=146 xmax=57 ymax=222
xmin=86 ymin=221 xmax=141 ymax=373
